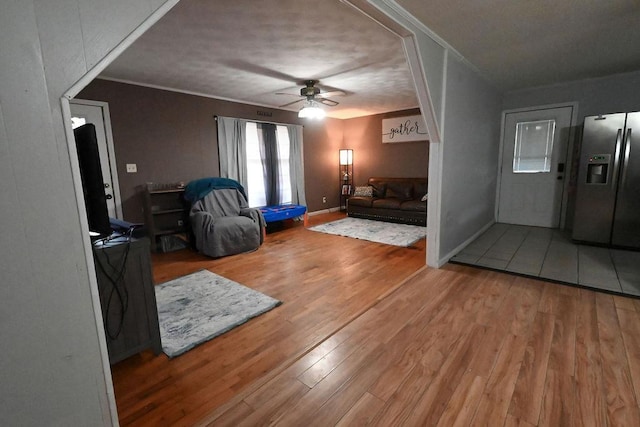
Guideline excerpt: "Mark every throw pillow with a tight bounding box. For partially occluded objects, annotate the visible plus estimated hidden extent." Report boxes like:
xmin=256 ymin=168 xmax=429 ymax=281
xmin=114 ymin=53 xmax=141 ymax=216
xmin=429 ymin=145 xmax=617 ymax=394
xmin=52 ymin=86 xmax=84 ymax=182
xmin=353 ymin=186 xmax=373 ymax=197
xmin=421 ymin=193 xmax=428 ymax=202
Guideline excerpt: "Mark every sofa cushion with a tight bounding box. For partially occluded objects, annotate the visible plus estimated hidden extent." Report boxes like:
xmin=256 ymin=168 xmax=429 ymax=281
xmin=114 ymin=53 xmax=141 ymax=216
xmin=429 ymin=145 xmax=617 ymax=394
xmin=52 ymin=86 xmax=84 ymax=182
xmin=400 ymin=200 xmax=427 ymax=212
xmin=369 ymin=182 xmax=386 ymax=198
xmin=386 ymin=181 xmax=413 ymax=200
xmin=414 ymin=181 xmax=428 ymax=199
xmin=372 ymin=198 xmax=401 ymax=209
xmin=348 ymin=196 xmax=374 ymax=208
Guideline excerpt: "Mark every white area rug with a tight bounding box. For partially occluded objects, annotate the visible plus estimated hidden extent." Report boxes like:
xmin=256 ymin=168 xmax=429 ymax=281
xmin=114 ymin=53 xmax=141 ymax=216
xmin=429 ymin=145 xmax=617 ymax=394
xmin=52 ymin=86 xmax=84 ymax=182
xmin=309 ymin=217 xmax=426 ymax=247
xmin=155 ymin=270 xmax=281 ymax=358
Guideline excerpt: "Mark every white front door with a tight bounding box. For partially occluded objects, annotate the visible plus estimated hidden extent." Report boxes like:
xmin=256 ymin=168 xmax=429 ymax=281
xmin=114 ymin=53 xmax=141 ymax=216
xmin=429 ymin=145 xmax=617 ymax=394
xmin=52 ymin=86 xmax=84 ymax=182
xmin=70 ymin=100 xmax=122 ymax=219
xmin=497 ymin=105 xmax=574 ymax=227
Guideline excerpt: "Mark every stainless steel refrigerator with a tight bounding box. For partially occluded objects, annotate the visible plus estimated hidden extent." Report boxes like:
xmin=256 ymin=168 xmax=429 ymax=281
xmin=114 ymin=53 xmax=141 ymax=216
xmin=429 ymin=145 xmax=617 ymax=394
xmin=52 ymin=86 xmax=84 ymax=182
xmin=572 ymin=111 xmax=640 ymax=248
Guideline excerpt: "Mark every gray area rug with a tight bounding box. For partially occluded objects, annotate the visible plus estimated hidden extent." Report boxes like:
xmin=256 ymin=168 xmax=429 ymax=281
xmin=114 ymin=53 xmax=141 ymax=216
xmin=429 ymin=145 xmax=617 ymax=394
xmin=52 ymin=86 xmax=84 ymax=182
xmin=309 ymin=217 xmax=426 ymax=247
xmin=155 ymin=270 xmax=281 ymax=358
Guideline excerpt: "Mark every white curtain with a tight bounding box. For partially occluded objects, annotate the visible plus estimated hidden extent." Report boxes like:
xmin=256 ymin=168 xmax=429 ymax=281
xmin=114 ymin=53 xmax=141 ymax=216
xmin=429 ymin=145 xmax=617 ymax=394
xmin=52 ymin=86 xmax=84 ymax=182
xmin=288 ymin=124 xmax=306 ymax=206
xmin=217 ymin=116 xmax=248 ymax=189
xmin=219 ymin=117 xmax=306 ymax=207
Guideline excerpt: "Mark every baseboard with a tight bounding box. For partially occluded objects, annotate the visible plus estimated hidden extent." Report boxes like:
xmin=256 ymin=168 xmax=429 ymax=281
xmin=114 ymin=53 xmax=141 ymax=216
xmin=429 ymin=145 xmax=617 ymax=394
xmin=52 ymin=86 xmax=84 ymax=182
xmin=308 ymin=207 xmax=341 ymax=216
xmin=437 ymin=220 xmax=495 ymax=267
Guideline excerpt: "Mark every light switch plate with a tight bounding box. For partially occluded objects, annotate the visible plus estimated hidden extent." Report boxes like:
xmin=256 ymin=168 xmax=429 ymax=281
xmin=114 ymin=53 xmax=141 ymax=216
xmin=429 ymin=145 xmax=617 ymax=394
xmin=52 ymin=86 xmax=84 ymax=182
xmin=126 ymin=163 xmax=137 ymax=173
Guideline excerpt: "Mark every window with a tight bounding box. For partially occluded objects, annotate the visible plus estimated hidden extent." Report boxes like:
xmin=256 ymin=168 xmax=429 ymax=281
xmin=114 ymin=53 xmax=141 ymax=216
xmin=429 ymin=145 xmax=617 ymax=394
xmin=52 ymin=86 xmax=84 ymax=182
xmin=246 ymin=122 xmax=265 ymax=207
xmin=513 ymin=119 xmax=555 ymax=173
xmin=245 ymin=122 xmax=292 ymax=207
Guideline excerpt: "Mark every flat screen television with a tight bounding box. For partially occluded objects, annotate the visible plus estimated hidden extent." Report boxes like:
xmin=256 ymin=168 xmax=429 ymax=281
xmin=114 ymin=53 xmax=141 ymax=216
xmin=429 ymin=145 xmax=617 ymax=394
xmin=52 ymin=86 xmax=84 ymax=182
xmin=74 ymin=123 xmax=112 ymax=238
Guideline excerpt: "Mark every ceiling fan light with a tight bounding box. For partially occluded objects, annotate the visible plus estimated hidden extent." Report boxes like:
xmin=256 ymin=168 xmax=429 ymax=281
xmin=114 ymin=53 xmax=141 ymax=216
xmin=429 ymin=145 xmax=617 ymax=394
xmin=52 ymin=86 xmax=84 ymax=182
xmin=298 ymin=101 xmax=325 ymax=119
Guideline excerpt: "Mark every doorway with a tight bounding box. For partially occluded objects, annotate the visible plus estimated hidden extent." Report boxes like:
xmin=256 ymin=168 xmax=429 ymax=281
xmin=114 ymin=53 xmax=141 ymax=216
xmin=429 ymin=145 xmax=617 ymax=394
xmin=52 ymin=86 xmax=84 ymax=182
xmin=70 ymin=99 xmax=123 ymax=219
xmin=497 ymin=105 xmax=575 ymax=228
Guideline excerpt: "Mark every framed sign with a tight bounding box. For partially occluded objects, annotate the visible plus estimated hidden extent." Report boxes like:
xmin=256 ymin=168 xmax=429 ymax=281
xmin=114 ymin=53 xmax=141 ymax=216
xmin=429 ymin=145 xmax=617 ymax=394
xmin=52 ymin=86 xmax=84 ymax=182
xmin=382 ymin=114 xmax=429 ymax=143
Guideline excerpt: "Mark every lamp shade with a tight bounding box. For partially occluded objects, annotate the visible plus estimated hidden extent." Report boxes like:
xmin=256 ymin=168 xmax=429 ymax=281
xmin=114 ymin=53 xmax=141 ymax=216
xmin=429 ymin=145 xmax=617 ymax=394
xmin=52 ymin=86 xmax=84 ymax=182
xmin=339 ymin=149 xmax=353 ymax=165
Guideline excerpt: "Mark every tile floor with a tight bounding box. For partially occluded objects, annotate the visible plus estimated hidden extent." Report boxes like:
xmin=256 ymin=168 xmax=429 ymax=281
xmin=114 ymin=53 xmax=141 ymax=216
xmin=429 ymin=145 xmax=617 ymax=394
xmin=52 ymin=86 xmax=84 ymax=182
xmin=450 ymin=223 xmax=640 ymax=296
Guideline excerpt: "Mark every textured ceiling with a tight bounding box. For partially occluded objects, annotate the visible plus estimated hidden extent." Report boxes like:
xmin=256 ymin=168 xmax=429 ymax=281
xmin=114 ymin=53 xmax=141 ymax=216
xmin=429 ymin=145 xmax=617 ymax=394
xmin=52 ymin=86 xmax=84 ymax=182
xmin=101 ymin=0 xmax=417 ymax=119
xmin=102 ymin=0 xmax=640 ymax=119
xmin=398 ymin=0 xmax=640 ymax=90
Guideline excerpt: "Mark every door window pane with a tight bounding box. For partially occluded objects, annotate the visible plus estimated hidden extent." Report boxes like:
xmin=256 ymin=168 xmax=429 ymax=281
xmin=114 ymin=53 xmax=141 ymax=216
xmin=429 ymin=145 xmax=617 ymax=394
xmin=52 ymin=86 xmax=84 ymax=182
xmin=71 ymin=116 xmax=86 ymax=129
xmin=513 ymin=119 xmax=555 ymax=173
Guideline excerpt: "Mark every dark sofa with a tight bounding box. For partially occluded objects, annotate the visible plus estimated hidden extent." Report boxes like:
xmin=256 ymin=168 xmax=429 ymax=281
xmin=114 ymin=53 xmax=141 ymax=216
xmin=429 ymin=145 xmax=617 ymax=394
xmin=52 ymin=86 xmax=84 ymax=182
xmin=347 ymin=177 xmax=427 ymax=226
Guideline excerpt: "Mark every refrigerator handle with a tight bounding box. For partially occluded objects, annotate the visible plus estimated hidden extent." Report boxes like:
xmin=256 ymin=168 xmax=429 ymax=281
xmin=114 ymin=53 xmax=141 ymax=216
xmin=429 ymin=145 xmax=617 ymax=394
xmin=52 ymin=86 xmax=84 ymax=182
xmin=620 ymin=128 xmax=632 ymax=188
xmin=611 ymin=128 xmax=623 ymax=188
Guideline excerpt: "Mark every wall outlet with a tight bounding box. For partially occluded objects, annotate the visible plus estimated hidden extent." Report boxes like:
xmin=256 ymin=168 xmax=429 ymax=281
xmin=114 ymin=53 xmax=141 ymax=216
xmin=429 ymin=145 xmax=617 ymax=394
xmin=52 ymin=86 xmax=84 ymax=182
xmin=322 ymin=196 xmax=327 ymax=204
xmin=126 ymin=163 xmax=137 ymax=173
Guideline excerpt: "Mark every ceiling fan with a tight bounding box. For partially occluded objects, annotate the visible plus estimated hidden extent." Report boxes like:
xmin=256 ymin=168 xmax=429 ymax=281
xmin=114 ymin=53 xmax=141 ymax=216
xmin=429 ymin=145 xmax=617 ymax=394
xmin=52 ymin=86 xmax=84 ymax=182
xmin=276 ymin=80 xmax=346 ymax=108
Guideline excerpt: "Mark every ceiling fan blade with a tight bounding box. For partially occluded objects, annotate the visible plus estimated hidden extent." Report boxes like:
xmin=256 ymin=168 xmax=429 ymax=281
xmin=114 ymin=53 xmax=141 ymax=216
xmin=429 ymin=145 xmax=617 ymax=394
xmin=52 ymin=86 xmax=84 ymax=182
xmin=317 ymin=52 xmax=392 ymax=82
xmin=278 ymin=98 xmax=304 ymax=108
xmin=223 ymin=60 xmax=299 ymax=83
xmin=275 ymin=92 xmax=302 ymax=97
xmin=318 ymin=98 xmax=339 ymax=107
xmin=317 ymin=90 xmax=346 ymax=98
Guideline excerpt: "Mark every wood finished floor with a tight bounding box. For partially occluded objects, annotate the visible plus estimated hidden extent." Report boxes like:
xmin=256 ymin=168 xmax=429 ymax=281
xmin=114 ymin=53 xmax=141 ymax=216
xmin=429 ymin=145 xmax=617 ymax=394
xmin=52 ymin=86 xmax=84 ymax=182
xmin=111 ymin=212 xmax=426 ymax=425
xmin=112 ymin=213 xmax=640 ymax=426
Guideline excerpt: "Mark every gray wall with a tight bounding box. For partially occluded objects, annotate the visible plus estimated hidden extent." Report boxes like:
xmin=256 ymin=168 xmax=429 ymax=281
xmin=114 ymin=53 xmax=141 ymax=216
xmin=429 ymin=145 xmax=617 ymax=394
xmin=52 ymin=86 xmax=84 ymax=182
xmin=438 ymin=54 xmax=503 ymax=259
xmin=504 ymin=70 xmax=640 ymax=120
xmin=78 ymin=80 xmax=427 ymax=220
xmin=78 ymin=79 xmax=346 ymax=219
xmin=342 ymin=108 xmax=429 ymax=185
xmin=301 ymin=117 xmax=346 ymax=210
xmin=79 ymin=80 xmax=221 ymax=221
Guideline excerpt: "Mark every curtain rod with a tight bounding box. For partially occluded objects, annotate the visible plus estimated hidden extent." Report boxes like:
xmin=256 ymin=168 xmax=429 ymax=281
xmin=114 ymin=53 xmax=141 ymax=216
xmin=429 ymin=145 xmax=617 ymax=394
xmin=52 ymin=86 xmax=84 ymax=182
xmin=214 ymin=115 xmax=304 ymax=128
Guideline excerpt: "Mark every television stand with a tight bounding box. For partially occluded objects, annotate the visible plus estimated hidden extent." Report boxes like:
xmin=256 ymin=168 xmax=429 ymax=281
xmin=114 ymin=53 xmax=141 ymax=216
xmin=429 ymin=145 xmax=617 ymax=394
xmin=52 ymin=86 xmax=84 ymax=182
xmin=93 ymin=236 xmax=161 ymax=364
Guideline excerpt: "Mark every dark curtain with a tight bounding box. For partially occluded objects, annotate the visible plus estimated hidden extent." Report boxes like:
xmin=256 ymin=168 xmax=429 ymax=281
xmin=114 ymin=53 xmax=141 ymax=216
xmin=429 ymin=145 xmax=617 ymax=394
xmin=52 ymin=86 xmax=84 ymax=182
xmin=257 ymin=123 xmax=280 ymax=206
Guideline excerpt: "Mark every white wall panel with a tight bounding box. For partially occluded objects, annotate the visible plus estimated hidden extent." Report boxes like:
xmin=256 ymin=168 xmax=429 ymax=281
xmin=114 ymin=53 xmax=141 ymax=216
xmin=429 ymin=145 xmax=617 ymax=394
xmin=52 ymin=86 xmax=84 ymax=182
xmin=34 ymin=0 xmax=87 ymax=104
xmin=438 ymin=55 xmax=502 ymax=259
xmin=0 ymin=97 xmax=26 ymax=352
xmin=413 ymin=31 xmax=445 ymax=129
xmin=34 ymin=0 xmax=92 ymax=256
xmin=1 ymin=0 xmax=169 ymax=424
xmin=0 ymin=0 xmax=113 ymax=424
xmin=151 ymin=0 xmax=170 ymax=12
xmin=78 ymin=0 xmax=154 ymax=69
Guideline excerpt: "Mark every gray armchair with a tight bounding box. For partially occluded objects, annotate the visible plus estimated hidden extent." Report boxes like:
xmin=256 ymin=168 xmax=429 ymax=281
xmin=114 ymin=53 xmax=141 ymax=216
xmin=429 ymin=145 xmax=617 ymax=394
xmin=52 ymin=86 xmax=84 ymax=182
xmin=189 ymin=188 xmax=265 ymax=258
